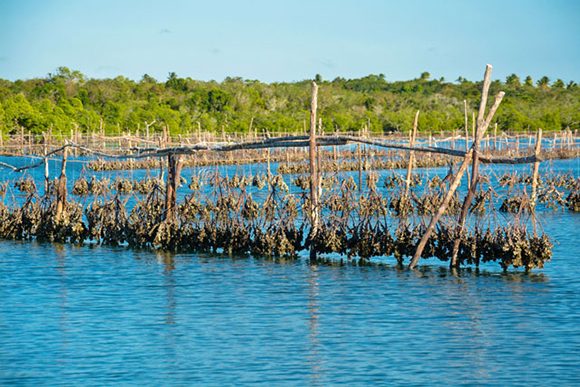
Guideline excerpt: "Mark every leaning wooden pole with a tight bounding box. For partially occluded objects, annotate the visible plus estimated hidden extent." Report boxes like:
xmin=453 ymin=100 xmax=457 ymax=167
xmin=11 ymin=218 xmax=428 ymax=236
xmin=450 ymin=64 xmax=496 ymax=268
xmin=404 ymin=111 xmax=419 ymax=197
xmin=448 ymin=100 xmax=505 ymax=263
xmin=309 ymin=81 xmax=319 ymax=262
xmin=408 ymin=153 xmax=473 ymax=269
xmin=409 ymin=65 xmax=504 ymax=270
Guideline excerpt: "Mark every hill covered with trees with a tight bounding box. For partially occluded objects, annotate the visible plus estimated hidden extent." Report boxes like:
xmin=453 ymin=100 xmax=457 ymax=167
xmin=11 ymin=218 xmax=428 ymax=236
xmin=0 ymin=67 xmax=577 ymax=137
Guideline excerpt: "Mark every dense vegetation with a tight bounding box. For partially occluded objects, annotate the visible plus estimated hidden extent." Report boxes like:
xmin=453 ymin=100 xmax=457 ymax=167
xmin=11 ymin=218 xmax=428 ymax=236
xmin=0 ymin=67 xmax=578 ymax=136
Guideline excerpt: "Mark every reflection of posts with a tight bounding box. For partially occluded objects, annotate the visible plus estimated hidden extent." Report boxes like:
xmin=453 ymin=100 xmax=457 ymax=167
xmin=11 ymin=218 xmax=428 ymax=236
xmin=307 ymin=265 xmax=322 ymax=383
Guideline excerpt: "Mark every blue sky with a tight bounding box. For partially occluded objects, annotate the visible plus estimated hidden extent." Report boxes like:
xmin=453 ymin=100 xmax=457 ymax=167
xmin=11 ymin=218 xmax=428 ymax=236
xmin=0 ymin=0 xmax=578 ymax=83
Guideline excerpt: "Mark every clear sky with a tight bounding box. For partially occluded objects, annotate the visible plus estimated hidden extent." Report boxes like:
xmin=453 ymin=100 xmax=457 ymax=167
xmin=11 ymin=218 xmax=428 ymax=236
xmin=0 ymin=0 xmax=578 ymax=83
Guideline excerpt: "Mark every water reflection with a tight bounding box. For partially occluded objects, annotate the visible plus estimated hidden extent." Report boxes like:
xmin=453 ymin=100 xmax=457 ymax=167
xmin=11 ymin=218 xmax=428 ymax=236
xmin=158 ymin=253 xmax=177 ymax=326
xmin=1 ymin=239 xmax=577 ymax=385
xmin=307 ymin=264 xmax=322 ymax=385
xmin=137 ymin=247 xmax=550 ymax=283
xmin=55 ymin=243 xmax=69 ymax=367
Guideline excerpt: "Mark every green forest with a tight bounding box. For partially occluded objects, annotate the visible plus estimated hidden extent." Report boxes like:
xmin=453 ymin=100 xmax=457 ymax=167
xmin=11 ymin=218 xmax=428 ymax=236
xmin=0 ymin=67 xmax=578 ymax=137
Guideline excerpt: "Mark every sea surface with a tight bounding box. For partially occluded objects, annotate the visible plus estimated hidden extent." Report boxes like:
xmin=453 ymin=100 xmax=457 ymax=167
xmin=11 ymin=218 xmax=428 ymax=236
xmin=0 ymin=153 xmax=579 ymax=385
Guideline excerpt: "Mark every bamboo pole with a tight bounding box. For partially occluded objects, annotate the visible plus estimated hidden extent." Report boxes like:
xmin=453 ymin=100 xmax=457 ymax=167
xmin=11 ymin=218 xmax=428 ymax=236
xmin=309 ymin=81 xmax=319 ymax=261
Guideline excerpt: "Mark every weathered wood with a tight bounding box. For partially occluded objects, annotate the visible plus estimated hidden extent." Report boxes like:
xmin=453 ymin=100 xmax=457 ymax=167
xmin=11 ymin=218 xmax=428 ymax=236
xmin=449 ymin=65 xmax=495 ymax=268
xmin=410 ymin=64 xmax=503 ymax=270
xmin=309 ymin=81 xmax=319 ymax=261
xmin=463 ymin=100 xmax=469 ymax=152
xmin=464 ymin=100 xmax=472 ymax=190
xmin=531 ymin=128 xmax=543 ymax=208
xmin=165 ymin=153 xmax=182 ymax=221
xmin=317 ymin=117 xmax=323 ymax=197
xmin=43 ymin=132 xmax=49 ymax=195
xmin=404 ymin=111 xmax=419 ymax=197
xmin=55 ymin=145 xmax=68 ymax=220
xmin=408 ymin=152 xmax=473 ymax=269
xmin=357 ymin=143 xmax=362 ymax=192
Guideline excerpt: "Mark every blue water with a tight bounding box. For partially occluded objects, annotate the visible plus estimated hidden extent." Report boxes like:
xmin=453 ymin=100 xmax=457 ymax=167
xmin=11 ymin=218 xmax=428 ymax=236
xmin=0 ymin=152 xmax=579 ymax=385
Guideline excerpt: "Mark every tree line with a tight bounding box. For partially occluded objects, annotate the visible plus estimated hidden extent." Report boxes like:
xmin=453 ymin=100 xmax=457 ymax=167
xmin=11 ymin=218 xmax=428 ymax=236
xmin=0 ymin=67 xmax=577 ymax=137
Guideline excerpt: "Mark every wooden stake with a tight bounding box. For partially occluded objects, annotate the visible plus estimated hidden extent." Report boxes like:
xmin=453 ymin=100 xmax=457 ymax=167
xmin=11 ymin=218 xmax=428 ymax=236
xmin=357 ymin=143 xmax=362 ymax=192
xmin=531 ymin=128 xmax=543 ymax=209
xmin=463 ymin=100 xmax=469 ymax=152
xmin=309 ymin=81 xmax=319 ymax=261
xmin=165 ymin=153 xmax=182 ymax=221
xmin=43 ymin=132 xmax=49 ymax=195
xmin=405 ymin=111 xmax=419 ymax=197
xmin=55 ymin=144 xmax=68 ymax=220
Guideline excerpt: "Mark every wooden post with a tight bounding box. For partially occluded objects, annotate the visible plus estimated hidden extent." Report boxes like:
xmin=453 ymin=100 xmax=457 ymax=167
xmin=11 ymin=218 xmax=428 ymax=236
xmin=20 ymin=127 xmax=25 ymax=155
xmin=158 ymin=137 xmax=164 ymax=180
xmin=463 ymin=100 xmax=469 ymax=151
xmin=357 ymin=143 xmax=362 ymax=192
xmin=266 ymin=148 xmax=271 ymax=180
xmin=472 ymin=112 xmax=476 ymax=142
xmin=464 ymin=101 xmax=472 ymax=190
xmin=531 ymin=128 xmax=543 ymax=209
xmin=43 ymin=132 xmax=49 ymax=195
xmin=165 ymin=153 xmax=182 ymax=222
xmin=309 ymin=81 xmax=319 ymax=261
xmin=494 ymin=123 xmax=498 ymax=150
xmin=404 ymin=111 xmax=419 ymax=197
xmin=55 ymin=144 xmax=68 ymax=220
